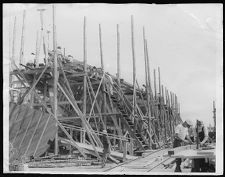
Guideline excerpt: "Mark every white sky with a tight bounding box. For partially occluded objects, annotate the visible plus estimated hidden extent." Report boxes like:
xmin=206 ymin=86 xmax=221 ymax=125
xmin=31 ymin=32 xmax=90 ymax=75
xmin=3 ymin=3 xmax=223 ymax=127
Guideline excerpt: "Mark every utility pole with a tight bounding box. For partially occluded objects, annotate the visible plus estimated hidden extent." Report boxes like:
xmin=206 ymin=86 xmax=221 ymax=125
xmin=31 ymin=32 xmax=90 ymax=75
xmin=52 ymin=4 xmax=58 ymax=156
xmin=19 ymin=10 xmax=26 ymax=67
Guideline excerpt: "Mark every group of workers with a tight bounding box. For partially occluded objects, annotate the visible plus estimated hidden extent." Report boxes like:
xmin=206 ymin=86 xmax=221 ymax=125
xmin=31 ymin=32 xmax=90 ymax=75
xmin=173 ymin=119 xmax=214 ymax=172
xmin=101 ymin=119 xmax=213 ymax=172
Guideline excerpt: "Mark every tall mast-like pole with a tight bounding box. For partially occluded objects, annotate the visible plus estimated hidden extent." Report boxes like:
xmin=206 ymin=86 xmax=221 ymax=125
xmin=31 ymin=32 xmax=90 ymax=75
xmin=99 ymin=24 xmax=107 ymax=125
xmin=153 ymin=69 xmax=157 ymax=100
xmin=12 ymin=16 xmax=16 ymax=64
xmin=158 ymin=67 xmax=161 ymax=101
xmin=131 ymin=15 xmax=137 ymax=116
xmin=143 ymin=27 xmax=151 ymax=148
xmin=116 ymin=24 xmax=120 ymax=86
xmin=47 ymin=30 xmax=50 ymax=52
xmin=37 ymin=8 xmax=46 ymax=66
xmin=213 ymin=101 xmax=216 ymax=133
xmin=82 ymin=16 xmax=87 ymax=143
xmin=52 ymin=4 xmax=58 ymax=155
xmin=19 ymin=10 xmax=26 ymax=67
xmin=99 ymin=24 xmax=104 ymax=70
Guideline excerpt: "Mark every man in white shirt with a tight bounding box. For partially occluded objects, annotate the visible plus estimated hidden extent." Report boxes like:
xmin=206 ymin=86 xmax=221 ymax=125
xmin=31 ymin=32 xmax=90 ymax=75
xmin=173 ymin=120 xmax=193 ymax=172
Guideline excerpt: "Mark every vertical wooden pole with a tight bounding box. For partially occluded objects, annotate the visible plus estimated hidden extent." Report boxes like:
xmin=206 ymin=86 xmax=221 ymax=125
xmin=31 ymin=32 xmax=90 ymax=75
xmin=116 ymin=24 xmax=120 ymax=86
xmin=83 ymin=16 xmax=87 ymax=143
xmin=161 ymin=85 xmax=166 ymax=143
xmin=143 ymin=28 xmax=151 ymax=148
xmin=53 ymin=4 xmax=58 ymax=155
xmin=131 ymin=15 xmax=137 ymax=117
xmin=12 ymin=16 xmax=16 ymax=64
xmin=153 ymin=69 xmax=157 ymax=100
xmin=213 ymin=101 xmax=216 ymax=133
xmin=153 ymin=69 xmax=160 ymax=141
xmin=19 ymin=10 xmax=26 ymax=67
xmin=123 ymin=140 xmax=127 ymax=161
xmin=9 ymin=17 xmax=11 ymax=68
xmin=158 ymin=67 xmax=162 ymax=141
xmin=70 ymin=128 xmax=72 ymax=155
xmin=47 ymin=30 xmax=50 ymax=52
xmin=35 ymin=31 xmax=39 ymax=67
xmin=98 ymin=24 xmax=107 ymax=126
xmin=145 ymin=40 xmax=153 ymax=101
xmin=99 ymin=24 xmax=104 ymax=70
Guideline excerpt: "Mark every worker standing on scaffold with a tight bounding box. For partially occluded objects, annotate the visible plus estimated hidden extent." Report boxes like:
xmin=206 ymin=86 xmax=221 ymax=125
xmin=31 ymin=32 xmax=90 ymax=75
xmin=173 ymin=120 xmax=193 ymax=172
xmin=101 ymin=129 xmax=110 ymax=168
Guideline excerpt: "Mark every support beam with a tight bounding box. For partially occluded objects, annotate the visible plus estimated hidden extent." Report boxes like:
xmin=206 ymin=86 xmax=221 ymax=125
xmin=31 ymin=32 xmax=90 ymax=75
xmin=52 ymin=4 xmax=58 ymax=156
xmin=12 ymin=16 xmax=16 ymax=64
xmin=131 ymin=15 xmax=137 ymax=116
xmin=98 ymin=24 xmax=107 ymax=127
xmin=83 ymin=16 xmax=87 ymax=143
xmin=19 ymin=10 xmax=26 ymax=67
xmin=116 ymin=24 xmax=120 ymax=86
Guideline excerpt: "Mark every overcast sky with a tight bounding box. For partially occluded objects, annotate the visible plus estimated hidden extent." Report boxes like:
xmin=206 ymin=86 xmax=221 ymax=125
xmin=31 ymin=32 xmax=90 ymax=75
xmin=3 ymin=3 xmax=223 ymax=127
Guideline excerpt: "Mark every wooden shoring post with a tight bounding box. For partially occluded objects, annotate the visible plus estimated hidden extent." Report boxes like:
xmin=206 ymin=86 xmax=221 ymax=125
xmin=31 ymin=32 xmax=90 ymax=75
xmin=116 ymin=24 xmax=121 ymax=86
xmin=86 ymin=78 xmax=101 ymax=133
xmin=143 ymin=28 xmax=151 ymax=148
xmin=131 ymin=15 xmax=137 ymax=118
xmin=158 ymin=67 xmax=161 ymax=101
xmin=143 ymin=27 xmax=150 ymax=115
xmin=37 ymin=8 xmax=46 ymax=66
xmin=136 ymin=81 xmax=147 ymax=111
xmin=87 ymin=73 xmax=106 ymax=121
xmin=98 ymin=24 xmax=107 ymax=127
xmin=47 ymin=30 xmax=50 ymax=52
xmin=34 ymin=31 xmax=39 ymax=67
xmin=70 ymin=128 xmax=72 ymax=155
xmin=87 ymin=84 xmax=101 ymax=137
xmin=161 ymin=85 xmax=167 ymax=143
xmin=158 ymin=67 xmax=163 ymax=141
xmin=87 ymin=76 xmax=109 ymax=147
xmin=19 ymin=10 xmax=26 ymax=67
xmin=32 ymin=90 xmax=87 ymax=158
xmin=153 ymin=68 xmax=160 ymax=141
xmin=213 ymin=101 xmax=216 ymax=133
xmin=57 ymin=71 xmax=102 ymax=149
xmin=12 ymin=16 xmax=16 ymax=64
xmin=145 ymin=39 xmax=153 ymax=102
xmin=57 ymin=83 xmax=101 ymax=159
xmin=153 ymin=69 xmax=157 ymax=101
xmin=170 ymin=91 xmax=175 ymax=127
xmin=83 ymin=16 xmax=87 ymax=144
xmin=52 ymin=4 xmax=58 ymax=156
xmin=9 ymin=17 xmax=12 ymax=71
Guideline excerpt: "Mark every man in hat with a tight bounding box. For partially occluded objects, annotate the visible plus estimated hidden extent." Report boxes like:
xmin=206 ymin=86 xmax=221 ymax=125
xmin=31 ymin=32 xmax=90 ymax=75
xmin=173 ymin=120 xmax=194 ymax=172
xmin=191 ymin=120 xmax=211 ymax=172
xmin=101 ymin=129 xmax=110 ymax=168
